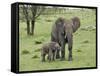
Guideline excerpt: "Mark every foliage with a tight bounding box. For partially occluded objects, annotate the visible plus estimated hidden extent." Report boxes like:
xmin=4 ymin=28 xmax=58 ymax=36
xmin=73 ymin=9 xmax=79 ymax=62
xmin=19 ymin=5 xmax=45 ymax=35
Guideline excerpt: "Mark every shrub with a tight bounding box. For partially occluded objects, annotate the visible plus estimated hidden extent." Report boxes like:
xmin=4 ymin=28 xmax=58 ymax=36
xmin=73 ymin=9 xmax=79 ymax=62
xmin=46 ymin=19 xmax=52 ymax=22
xmin=77 ymin=49 xmax=82 ymax=52
xmin=32 ymin=55 xmax=39 ymax=59
xmin=35 ymin=41 xmax=42 ymax=44
xmin=83 ymin=40 xmax=89 ymax=43
xmin=34 ymin=48 xmax=41 ymax=52
xmin=22 ymin=50 xmax=30 ymax=54
xmin=34 ymin=37 xmax=45 ymax=44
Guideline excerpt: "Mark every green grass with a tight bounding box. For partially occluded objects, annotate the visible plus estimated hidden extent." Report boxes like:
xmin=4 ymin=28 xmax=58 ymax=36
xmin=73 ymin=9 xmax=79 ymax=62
xmin=19 ymin=9 xmax=96 ymax=71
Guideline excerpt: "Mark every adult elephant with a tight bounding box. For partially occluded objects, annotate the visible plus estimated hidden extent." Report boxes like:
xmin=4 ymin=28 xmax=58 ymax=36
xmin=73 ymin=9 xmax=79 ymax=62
xmin=51 ymin=17 xmax=80 ymax=61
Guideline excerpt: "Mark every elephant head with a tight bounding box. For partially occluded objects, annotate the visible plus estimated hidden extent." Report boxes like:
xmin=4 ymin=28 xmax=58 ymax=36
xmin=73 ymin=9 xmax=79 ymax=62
xmin=63 ymin=17 xmax=80 ymax=38
xmin=55 ymin=17 xmax=66 ymax=36
xmin=55 ymin=17 xmax=80 ymax=38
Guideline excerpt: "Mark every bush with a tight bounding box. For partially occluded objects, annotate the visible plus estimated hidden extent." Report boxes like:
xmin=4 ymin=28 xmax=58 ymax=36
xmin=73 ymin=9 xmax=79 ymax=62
xmin=22 ymin=50 xmax=30 ymax=54
xmin=46 ymin=19 xmax=52 ymax=22
xmin=32 ymin=55 xmax=39 ymax=59
xmin=77 ymin=49 xmax=82 ymax=52
xmin=35 ymin=41 xmax=42 ymax=44
xmin=83 ymin=40 xmax=89 ymax=43
xmin=34 ymin=37 xmax=45 ymax=44
xmin=34 ymin=48 xmax=41 ymax=52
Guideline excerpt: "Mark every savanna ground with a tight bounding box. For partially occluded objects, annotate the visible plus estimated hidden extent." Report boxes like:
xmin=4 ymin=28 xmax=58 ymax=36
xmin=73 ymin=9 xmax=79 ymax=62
xmin=19 ymin=8 xmax=96 ymax=71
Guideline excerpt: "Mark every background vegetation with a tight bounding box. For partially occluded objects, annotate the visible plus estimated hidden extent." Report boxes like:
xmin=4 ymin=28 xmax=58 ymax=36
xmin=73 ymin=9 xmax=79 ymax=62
xmin=19 ymin=5 xmax=96 ymax=71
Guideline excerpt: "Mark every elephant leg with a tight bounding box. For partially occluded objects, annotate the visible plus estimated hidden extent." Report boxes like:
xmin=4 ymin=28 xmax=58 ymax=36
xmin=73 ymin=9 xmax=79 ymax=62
xmin=42 ymin=54 xmax=46 ymax=62
xmin=48 ymin=49 xmax=52 ymax=62
xmin=54 ymin=50 xmax=58 ymax=60
xmin=67 ymin=34 xmax=73 ymax=61
xmin=47 ymin=55 xmax=49 ymax=60
xmin=56 ymin=50 xmax=60 ymax=59
xmin=52 ymin=51 xmax=55 ymax=61
xmin=61 ymin=40 xmax=65 ymax=60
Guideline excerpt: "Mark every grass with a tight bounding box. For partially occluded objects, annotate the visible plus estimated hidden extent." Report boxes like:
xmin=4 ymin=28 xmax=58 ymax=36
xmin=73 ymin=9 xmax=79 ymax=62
xmin=19 ymin=9 xmax=96 ymax=71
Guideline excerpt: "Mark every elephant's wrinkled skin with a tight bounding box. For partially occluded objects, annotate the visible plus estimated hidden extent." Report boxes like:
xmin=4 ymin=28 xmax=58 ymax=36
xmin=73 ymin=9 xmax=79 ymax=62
xmin=51 ymin=17 xmax=80 ymax=61
xmin=41 ymin=42 xmax=61 ymax=62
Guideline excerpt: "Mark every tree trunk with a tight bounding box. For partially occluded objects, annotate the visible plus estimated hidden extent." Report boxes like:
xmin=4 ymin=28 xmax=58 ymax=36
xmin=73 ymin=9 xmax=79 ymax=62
xmin=26 ymin=20 xmax=30 ymax=35
xmin=31 ymin=20 xmax=35 ymax=35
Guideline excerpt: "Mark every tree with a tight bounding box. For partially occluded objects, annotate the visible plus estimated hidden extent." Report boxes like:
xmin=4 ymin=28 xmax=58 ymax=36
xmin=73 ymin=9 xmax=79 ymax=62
xmin=22 ymin=5 xmax=45 ymax=35
xmin=22 ymin=5 xmax=30 ymax=35
xmin=30 ymin=5 xmax=45 ymax=35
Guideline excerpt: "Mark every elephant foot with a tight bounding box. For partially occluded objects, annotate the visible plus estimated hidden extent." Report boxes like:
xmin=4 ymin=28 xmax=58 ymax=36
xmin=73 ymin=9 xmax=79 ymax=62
xmin=68 ymin=57 xmax=73 ymax=61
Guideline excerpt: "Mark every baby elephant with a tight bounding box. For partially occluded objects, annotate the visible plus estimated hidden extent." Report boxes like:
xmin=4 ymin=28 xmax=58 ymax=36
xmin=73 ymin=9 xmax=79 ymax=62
xmin=41 ymin=42 xmax=60 ymax=62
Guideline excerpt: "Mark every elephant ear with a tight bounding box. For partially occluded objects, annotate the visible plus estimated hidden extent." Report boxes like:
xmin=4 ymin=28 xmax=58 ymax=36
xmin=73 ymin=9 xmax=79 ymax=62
xmin=71 ymin=17 xmax=80 ymax=33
